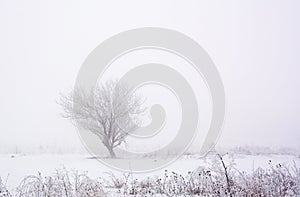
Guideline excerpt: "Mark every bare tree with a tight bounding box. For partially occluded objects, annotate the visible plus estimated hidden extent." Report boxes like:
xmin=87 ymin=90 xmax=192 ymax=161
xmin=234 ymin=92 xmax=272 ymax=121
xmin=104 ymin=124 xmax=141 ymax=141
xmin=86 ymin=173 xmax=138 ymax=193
xmin=58 ymin=80 xmax=145 ymax=158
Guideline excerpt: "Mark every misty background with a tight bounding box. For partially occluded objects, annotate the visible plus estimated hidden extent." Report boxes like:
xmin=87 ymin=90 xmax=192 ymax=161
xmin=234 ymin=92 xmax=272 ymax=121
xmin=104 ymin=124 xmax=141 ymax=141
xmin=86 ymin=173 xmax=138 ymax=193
xmin=0 ymin=0 xmax=300 ymax=154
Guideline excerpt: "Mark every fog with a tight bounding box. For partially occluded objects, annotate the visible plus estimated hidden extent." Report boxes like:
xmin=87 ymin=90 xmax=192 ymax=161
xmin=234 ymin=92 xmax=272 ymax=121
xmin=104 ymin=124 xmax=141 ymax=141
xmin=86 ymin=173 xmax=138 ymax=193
xmin=0 ymin=0 xmax=300 ymax=154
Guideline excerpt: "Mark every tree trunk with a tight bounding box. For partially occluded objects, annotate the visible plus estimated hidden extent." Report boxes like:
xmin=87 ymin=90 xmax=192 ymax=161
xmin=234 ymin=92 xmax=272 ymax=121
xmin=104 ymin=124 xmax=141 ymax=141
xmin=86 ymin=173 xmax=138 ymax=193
xmin=108 ymin=147 xmax=116 ymax=158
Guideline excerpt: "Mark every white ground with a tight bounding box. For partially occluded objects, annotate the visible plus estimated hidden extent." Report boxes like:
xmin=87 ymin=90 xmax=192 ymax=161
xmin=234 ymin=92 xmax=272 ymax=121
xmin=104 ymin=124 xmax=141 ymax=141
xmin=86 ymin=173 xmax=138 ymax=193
xmin=0 ymin=154 xmax=299 ymax=190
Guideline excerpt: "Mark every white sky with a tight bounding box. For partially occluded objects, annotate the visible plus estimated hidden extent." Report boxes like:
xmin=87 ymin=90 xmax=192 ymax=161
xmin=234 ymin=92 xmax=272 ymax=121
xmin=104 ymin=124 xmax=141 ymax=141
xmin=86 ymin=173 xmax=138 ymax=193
xmin=0 ymin=0 xmax=300 ymax=153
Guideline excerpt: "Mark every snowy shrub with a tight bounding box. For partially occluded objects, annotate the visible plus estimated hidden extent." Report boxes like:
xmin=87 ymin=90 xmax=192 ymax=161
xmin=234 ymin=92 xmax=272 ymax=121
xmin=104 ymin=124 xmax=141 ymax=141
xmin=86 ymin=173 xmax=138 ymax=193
xmin=103 ymin=154 xmax=300 ymax=196
xmin=3 ymin=154 xmax=300 ymax=196
xmin=16 ymin=169 xmax=106 ymax=197
xmin=0 ymin=178 xmax=11 ymax=197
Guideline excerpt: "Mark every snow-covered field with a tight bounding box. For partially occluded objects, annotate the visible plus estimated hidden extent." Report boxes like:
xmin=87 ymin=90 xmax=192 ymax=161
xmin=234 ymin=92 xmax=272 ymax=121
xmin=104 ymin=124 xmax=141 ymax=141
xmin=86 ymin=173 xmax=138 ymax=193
xmin=1 ymin=153 xmax=299 ymax=191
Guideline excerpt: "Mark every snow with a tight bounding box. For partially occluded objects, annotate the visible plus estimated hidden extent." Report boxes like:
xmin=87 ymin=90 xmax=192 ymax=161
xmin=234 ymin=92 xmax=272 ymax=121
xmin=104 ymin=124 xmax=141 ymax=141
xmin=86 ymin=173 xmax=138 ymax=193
xmin=0 ymin=153 xmax=299 ymax=190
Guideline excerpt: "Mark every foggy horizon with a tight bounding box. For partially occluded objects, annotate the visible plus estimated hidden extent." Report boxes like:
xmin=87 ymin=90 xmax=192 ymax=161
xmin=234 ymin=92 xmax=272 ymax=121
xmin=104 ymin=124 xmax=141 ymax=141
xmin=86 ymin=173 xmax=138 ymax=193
xmin=1 ymin=0 xmax=300 ymax=154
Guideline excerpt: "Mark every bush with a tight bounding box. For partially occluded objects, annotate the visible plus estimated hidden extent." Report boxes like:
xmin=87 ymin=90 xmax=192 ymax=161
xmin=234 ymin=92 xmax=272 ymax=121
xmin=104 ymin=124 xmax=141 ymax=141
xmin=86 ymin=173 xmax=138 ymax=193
xmin=103 ymin=154 xmax=300 ymax=196
xmin=16 ymin=169 xmax=105 ymax=197
xmin=0 ymin=177 xmax=11 ymax=197
xmin=1 ymin=155 xmax=299 ymax=196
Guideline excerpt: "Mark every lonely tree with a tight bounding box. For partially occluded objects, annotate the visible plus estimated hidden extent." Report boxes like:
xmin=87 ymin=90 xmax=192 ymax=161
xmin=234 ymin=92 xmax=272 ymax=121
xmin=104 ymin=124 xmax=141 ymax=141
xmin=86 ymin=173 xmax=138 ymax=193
xmin=59 ymin=80 xmax=145 ymax=158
